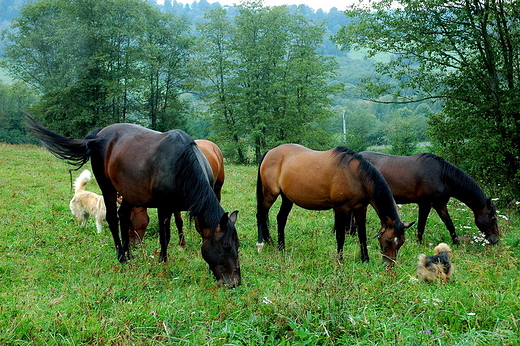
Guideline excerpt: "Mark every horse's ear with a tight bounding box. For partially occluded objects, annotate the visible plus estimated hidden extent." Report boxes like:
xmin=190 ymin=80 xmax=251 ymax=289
xmin=220 ymin=212 xmax=229 ymax=228
xmin=403 ymin=221 xmax=415 ymax=228
xmin=373 ymin=228 xmax=385 ymax=239
xmin=486 ymin=197 xmax=493 ymax=208
xmin=229 ymin=210 xmax=238 ymax=224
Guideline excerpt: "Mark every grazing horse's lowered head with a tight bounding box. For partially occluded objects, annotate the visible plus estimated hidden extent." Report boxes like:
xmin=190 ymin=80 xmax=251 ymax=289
xmin=199 ymin=211 xmax=241 ymax=287
xmin=474 ymin=198 xmax=499 ymax=245
xmin=374 ymin=217 xmax=409 ymax=266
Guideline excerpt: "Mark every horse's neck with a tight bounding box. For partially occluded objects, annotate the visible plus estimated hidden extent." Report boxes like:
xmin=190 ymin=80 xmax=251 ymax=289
xmin=447 ymin=175 xmax=486 ymax=212
xmin=369 ymin=188 xmax=400 ymax=223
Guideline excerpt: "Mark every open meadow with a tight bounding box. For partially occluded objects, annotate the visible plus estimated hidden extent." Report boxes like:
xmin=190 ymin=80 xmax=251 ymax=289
xmin=1 ymin=143 xmax=519 ymax=345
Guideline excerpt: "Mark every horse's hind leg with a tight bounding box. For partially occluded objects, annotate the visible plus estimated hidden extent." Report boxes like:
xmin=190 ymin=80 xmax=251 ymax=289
xmin=173 ymin=212 xmax=186 ymax=249
xmin=157 ymin=208 xmax=173 ymax=262
xmin=345 ymin=210 xmax=357 ymax=236
xmin=434 ymin=204 xmax=459 ymax=244
xmin=334 ymin=210 xmax=348 ymax=261
xmin=256 ymin=198 xmax=276 ymax=252
xmin=104 ymin=196 xmax=124 ymax=262
xmin=417 ymin=204 xmax=431 ymax=243
xmin=276 ymin=194 xmax=293 ymax=251
xmin=118 ymin=199 xmax=133 ymax=260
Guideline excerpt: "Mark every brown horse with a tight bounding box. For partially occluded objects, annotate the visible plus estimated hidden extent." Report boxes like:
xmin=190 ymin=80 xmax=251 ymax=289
xmin=173 ymin=139 xmax=225 ymax=248
xmin=27 ymin=116 xmax=241 ymax=287
xmin=128 ymin=206 xmax=149 ymax=245
xmin=359 ymin=151 xmax=499 ymax=245
xmin=256 ymin=144 xmax=413 ymax=264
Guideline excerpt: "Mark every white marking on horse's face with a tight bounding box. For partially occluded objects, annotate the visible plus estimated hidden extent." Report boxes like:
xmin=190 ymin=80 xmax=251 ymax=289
xmin=394 ymin=237 xmax=399 ymax=246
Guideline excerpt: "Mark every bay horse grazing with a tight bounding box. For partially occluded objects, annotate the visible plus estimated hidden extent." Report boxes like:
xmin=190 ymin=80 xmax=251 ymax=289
xmin=359 ymin=151 xmax=499 ymax=245
xmin=128 ymin=207 xmax=149 ymax=245
xmin=256 ymin=144 xmax=414 ymax=264
xmin=173 ymin=139 xmax=225 ymax=248
xmin=27 ymin=116 xmax=241 ymax=287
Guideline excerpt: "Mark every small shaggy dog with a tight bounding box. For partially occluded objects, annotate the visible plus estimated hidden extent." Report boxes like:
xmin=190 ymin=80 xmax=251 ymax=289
xmin=70 ymin=170 xmax=105 ymax=233
xmin=128 ymin=206 xmax=149 ymax=245
xmin=417 ymin=243 xmax=454 ymax=283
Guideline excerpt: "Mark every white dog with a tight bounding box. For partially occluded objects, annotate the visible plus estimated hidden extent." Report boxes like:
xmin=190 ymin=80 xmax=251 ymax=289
xmin=69 ymin=170 xmax=105 ymax=233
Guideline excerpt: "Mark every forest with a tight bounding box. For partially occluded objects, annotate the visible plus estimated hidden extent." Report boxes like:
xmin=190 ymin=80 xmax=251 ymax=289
xmin=1 ymin=0 xmax=519 ymax=203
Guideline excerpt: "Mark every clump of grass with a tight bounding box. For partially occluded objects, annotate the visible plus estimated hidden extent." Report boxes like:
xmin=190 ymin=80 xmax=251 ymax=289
xmin=1 ymin=143 xmax=519 ymax=345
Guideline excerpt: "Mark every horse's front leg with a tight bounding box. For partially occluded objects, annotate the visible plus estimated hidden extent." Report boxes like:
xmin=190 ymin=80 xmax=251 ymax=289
xmin=276 ymin=194 xmax=293 ymax=251
xmin=173 ymin=212 xmax=186 ymax=249
xmin=157 ymin=208 xmax=173 ymax=262
xmin=118 ymin=199 xmax=133 ymax=261
xmin=354 ymin=208 xmax=369 ymax=262
xmin=434 ymin=204 xmax=459 ymax=244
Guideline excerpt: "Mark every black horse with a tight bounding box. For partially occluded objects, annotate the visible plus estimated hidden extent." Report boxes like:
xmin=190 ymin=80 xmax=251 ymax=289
xmin=27 ymin=116 xmax=241 ymax=287
xmin=359 ymin=151 xmax=499 ymax=245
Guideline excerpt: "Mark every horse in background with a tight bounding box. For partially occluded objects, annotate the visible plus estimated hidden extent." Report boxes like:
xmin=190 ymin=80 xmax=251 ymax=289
xmin=128 ymin=206 xmax=149 ymax=245
xmin=173 ymin=139 xmax=225 ymax=249
xmin=256 ymin=144 xmax=413 ymax=265
xmin=359 ymin=151 xmax=499 ymax=245
xmin=27 ymin=116 xmax=241 ymax=287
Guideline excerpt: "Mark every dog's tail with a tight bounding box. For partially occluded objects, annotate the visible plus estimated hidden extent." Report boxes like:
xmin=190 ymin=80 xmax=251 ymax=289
xmin=73 ymin=170 xmax=92 ymax=194
xmin=434 ymin=243 xmax=452 ymax=257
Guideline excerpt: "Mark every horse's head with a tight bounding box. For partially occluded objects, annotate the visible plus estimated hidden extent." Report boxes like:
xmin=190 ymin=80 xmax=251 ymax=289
xmin=200 ymin=211 xmax=241 ymax=288
xmin=474 ymin=198 xmax=499 ymax=245
xmin=375 ymin=217 xmax=414 ymax=266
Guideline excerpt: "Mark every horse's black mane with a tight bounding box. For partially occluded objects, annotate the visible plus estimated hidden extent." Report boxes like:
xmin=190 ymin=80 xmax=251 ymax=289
xmin=175 ymin=138 xmax=222 ymax=224
xmin=417 ymin=153 xmax=486 ymax=203
xmin=333 ymin=146 xmax=401 ymax=227
xmin=174 ymin=136 xmax=235 ymax=242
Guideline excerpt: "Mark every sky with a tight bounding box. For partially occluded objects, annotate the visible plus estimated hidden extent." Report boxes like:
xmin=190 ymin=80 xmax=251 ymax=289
xmin=179 ymin=0 xmax=361 ymax=12
xmin=218 ymin=0 xmax=356 ymax=11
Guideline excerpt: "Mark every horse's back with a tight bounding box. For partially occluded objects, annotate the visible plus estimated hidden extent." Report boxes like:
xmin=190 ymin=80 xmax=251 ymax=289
xmin=94 ymin=124 xmax=194 ymax=207
xmin=260 ymin=144 xmax=365 ymax=210
xmin=196 ymin=140 xmax=225 ymax=184
xmin=360 ymin=151 xmax=444 ymax=202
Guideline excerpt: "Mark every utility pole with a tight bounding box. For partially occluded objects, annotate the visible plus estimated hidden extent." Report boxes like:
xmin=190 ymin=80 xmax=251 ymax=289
xmin=342 ymin=110 xmax=347 ymax=143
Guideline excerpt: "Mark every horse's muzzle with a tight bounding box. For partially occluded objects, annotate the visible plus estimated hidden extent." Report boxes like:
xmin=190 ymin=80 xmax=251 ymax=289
xmin=486 ymin=234 xmax=499 ymax=245
xmin=381 ymin=252 xmax=397 ymax=266
xmin=217 ymin=267 xmax=241 ymax=288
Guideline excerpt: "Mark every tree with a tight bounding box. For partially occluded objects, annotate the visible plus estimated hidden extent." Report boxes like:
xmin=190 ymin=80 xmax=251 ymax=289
xmin=0 ymin=81 xmax=37 ymax=143
xmin=385 ymin=107 xmax=417 ymax=156
xmin=1 ymin=0 xmax=193 ymax=136
xmin=334 ymin=0 xmax=520 ymax=201
xmin=197 ymin=2 xmax=341 ymax=162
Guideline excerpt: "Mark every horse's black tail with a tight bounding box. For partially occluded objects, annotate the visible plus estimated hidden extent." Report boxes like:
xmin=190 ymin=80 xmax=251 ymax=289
xmin=26 ymin=114 xmax=95 ymax=170
xmin=256 ymin=150 xmax=270 ymax=249
xmin=256 ymin=150 xmax=269 ymax=215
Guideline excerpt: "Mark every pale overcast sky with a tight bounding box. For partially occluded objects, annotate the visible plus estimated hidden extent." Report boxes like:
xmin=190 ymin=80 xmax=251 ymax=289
xmin=174 ymin=0 xmax=363 ymax=12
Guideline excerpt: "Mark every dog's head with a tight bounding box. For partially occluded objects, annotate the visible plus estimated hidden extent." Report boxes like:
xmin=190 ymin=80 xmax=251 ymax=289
xmin=434 ymin=243 xmax=452 ymax=258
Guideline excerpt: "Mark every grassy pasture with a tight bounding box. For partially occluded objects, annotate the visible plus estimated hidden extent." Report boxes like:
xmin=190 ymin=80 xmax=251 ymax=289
xmin=0 ymin=143 xmax=519 ymax=345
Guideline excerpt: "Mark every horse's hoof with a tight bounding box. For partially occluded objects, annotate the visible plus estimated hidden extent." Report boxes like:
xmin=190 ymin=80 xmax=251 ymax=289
xmin=256 ymin=242 xmax=264 ymax=253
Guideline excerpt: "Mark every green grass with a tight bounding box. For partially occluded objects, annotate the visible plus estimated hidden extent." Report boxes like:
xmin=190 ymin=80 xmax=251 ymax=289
xmin=1 ymin=143 xmax=519 ymax=345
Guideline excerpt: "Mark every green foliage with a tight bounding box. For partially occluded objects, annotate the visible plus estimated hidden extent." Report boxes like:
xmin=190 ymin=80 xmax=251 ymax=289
xmin=196 ymin=4 xmax=342 ymax=163
xmin=334 ymin=0 xmax=520 ymax=201
xmin=0 ymin=81 xmax=37 ymax=143
xmin=1 ymin=0 xmax=193 ymax=136
xmin=1 ymin=144 xmax=520 ymax=345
